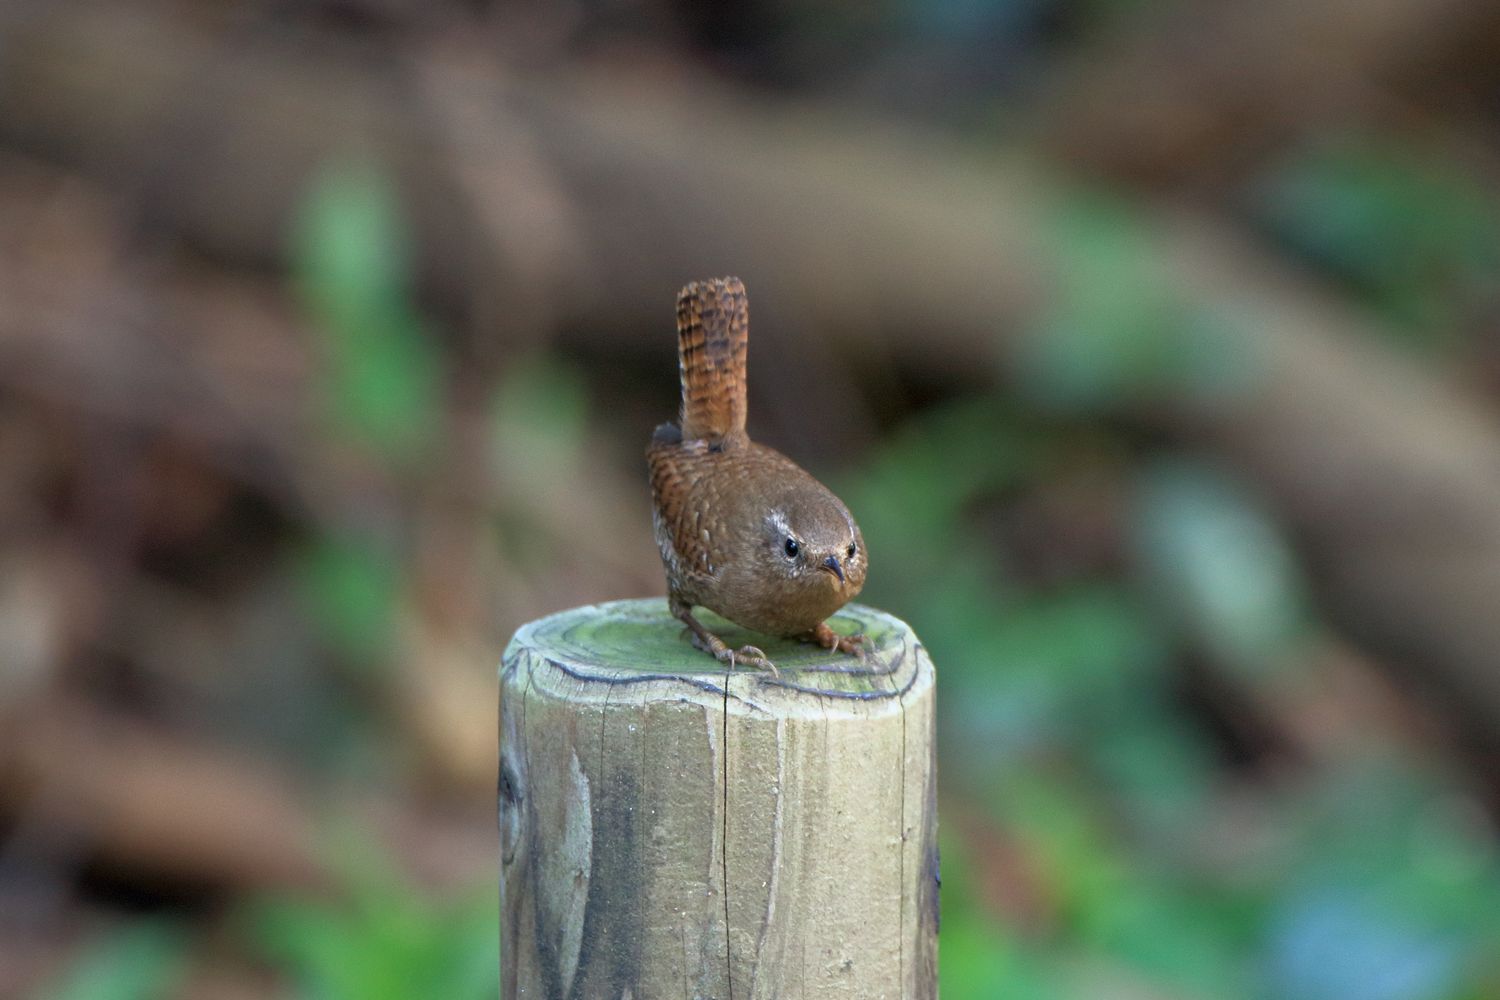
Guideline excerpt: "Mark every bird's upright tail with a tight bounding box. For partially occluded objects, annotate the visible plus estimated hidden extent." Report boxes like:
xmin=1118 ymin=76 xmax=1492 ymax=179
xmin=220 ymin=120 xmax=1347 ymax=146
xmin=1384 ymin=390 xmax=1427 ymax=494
xmin=676 ymin=276 xmax=749 ymax=444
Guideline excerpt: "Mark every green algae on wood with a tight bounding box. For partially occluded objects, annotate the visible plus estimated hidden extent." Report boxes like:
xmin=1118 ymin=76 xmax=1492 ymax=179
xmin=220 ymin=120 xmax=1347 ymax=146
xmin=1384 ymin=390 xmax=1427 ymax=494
xmin=500 ymin=597 xmax=938 ymax=999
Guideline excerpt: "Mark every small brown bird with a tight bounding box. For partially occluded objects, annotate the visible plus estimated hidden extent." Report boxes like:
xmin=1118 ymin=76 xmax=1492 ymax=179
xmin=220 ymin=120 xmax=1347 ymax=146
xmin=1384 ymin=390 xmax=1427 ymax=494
xmin=648 ymin=277 xmax=867 ymax=674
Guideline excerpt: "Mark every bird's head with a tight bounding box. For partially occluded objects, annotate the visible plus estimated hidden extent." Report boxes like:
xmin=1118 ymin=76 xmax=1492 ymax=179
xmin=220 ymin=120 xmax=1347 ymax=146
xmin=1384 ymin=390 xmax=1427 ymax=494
xmin=762 ymin=490 xmax=866 ymax=601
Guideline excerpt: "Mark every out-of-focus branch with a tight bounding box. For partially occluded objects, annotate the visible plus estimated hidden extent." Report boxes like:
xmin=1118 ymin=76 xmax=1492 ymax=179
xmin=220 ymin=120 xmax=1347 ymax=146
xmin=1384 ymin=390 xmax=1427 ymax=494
xmin=0 ymin=701 xmax=326 ymax=894
xmin=1037 ymin=0 xmax=1500 ymax=184
xmin=0 ymin=697 xmax=499 ymax=896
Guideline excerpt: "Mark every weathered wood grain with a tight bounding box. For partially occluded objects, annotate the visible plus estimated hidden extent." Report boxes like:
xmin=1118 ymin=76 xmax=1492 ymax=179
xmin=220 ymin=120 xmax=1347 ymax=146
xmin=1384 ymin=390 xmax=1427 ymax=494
xmin=500 ymin=598 xmax=937 ymax=999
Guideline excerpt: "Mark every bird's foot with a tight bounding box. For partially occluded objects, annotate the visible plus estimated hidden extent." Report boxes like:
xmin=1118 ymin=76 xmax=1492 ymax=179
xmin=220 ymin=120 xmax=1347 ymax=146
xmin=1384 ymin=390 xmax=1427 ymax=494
xmin=678 ymin=614 xmax=779 ymax=677
xmin=805 ymin=621 xmax=868 ymax=660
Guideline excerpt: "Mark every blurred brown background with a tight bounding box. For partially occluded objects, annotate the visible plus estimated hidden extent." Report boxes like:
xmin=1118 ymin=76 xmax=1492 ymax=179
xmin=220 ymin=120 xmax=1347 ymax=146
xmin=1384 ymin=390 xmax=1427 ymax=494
xmin=3 ymin=0 xmax=1500 ymax=997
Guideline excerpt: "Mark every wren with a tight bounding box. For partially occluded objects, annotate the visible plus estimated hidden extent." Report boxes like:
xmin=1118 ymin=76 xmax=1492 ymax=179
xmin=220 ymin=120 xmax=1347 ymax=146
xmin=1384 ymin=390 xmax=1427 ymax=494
xmin=648 ymin=277 xmax=867 ymax=675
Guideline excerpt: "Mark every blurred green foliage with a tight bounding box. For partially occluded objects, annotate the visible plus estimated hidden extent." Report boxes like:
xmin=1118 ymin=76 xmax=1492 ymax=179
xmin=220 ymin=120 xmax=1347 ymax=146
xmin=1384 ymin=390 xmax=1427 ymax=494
xmin=38 ymin=920 xmax=189 ymax=1000
xmin=1021 ymin=194 xmax=1261 ymax=411
xmin=490 ymin=357 xmax=591 ymax=481
xmin=1131 ymin=459 xmax=1310 ymax=675
xmin=291 ymin=160 xmax=441 ymax=668
xmin=297 ymin=532 xmax=403 ymax=665
xmin=243 ymin=835 xmax=498 ymax=999
xmin=1253 ymin=135 xmax=1500 ymax=344
xmin=293 ymin=161 xmax=441 ymax=465
xmin=940 ymin=829 xmax=1060 ymax=999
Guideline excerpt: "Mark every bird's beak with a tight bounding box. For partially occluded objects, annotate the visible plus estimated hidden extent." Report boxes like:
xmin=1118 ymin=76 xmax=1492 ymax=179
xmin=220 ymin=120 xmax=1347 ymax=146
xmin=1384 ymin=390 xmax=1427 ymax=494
xmin=820 ymin=554 xmax=845 ymax=584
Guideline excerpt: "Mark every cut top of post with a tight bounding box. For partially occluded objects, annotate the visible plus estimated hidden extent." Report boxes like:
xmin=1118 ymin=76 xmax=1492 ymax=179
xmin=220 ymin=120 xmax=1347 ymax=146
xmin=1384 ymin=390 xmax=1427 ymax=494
xmin=503 ymin=598 xmax=927 ymax=719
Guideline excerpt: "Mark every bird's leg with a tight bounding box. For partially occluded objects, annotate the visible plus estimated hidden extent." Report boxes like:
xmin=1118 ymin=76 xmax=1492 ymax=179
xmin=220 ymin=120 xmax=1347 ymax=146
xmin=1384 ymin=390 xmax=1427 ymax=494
xmin=672 ymin=601 xmax=779 ymax=677
xmin=803 ymin=621 xmax=867 ymax=660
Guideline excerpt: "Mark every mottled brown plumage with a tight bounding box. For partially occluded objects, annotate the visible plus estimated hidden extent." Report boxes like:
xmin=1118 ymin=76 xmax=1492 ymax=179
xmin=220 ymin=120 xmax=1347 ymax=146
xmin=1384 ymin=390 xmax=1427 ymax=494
xmin=648 ymin=277 xmax=866 ymax=674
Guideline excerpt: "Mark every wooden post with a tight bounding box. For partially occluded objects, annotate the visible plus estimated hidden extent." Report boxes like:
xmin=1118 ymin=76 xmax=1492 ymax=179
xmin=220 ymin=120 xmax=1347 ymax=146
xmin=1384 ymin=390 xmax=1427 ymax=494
xmin=499 ymin=598 xmax=937 ymax=999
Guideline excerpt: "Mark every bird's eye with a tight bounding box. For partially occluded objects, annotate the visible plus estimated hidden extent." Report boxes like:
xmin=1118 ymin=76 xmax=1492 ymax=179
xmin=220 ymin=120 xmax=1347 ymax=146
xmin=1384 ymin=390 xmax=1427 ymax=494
xmin=847 ymin=543 xmax=857 ymax=560
xmin=783 ymin=537 xmax=799 ymax=558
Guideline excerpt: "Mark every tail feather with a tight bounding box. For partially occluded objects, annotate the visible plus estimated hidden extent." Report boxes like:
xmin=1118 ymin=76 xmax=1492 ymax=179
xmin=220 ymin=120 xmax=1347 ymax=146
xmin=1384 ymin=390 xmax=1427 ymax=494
xmin=676 ymin=277 xmax=748 ymax=443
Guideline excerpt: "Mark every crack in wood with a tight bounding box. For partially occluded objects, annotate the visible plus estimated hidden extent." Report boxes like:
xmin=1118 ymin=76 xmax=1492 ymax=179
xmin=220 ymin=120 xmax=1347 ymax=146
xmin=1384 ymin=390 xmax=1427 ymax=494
xmin=721 ymin=657 xmax=734 ymax=1000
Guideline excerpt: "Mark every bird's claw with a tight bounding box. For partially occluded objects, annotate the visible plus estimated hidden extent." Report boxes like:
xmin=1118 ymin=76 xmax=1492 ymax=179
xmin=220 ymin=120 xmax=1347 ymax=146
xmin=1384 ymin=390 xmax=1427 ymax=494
xmin=685 ymin=627 xmax=779 ymax=677
xmin=807 ymin=622 xmax=867 ymax=660
xmin=836 ymin=632 xmax=869 ymax=661
xmin=727 ymin=644 xmax=779 ymax=677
